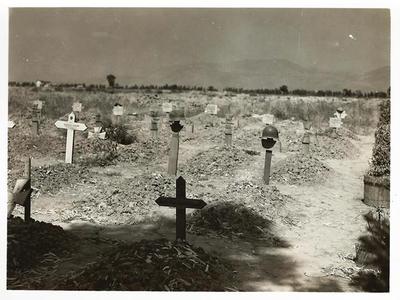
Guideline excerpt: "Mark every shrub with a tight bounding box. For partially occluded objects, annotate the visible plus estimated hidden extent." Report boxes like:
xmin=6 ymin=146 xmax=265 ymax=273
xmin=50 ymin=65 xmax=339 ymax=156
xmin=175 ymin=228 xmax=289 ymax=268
xmin=103 ymin=121 xmax=136 ymax=145
xmin=368 ymin=100 xmax=390 ymax=177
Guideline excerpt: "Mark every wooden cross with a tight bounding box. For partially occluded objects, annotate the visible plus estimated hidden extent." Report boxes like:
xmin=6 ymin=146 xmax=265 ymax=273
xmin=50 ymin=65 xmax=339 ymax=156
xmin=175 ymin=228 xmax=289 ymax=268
xmin=167 ymin=121 xmax=183 ymax=175
xmin=72 ymin=102 xmax=83 ymax=120
xmin=8 ymin=158 xmax=32 ymax=222
xmin=88 ymin=126 xmax=106 ymax=139
xmin=31 ymin=105 xmax=42 ymax=135
xmin=55 ymin=112 xmax=87 ymax=163
xmin=156 ymin=176 xmax=207 ymax=241
xmin=113 ymin=103 xmax=124 ymax=125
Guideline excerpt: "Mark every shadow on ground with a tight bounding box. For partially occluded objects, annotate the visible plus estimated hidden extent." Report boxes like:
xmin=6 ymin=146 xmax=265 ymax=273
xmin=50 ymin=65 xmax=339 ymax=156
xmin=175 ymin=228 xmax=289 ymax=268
xmin=60 ymin=202 xmax=344 ymax=292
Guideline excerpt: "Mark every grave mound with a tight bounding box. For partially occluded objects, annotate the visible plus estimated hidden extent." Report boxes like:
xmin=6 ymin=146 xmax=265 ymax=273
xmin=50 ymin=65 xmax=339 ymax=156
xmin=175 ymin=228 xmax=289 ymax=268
xmin=312 ymin=134 xmax=360 ymax=159
xmin=280 ymin=132 xmax=359 ymax=159
xmin=73 ymin=173 xmax=176 ymax=224
xmin=78 ymin=139 xmax=118 ymax=167
xmin=271 ymin=153 xmax=331 ymax=185
xmin=180 ymin=146 xmax=254 ymax=178
xmin=116 ymin=139 xmax=169 ymax=164
xmin=190 ymin=112 xmax=222 ymax=127
xmin=55 ymin=238 xmax=237 ymax=291
xmin=7 ymin=217 xmax=75 ymax=275
xmin=32 ymin=164 xmax=91 ymax=195
xmin=188 ymin=182 xmax=295 ymax=243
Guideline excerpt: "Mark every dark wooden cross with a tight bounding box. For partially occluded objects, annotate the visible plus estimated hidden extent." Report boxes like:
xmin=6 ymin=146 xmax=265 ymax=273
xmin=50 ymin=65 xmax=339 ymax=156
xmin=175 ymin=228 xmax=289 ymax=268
xmin=156 ymin=176 xmax=207 ymax=241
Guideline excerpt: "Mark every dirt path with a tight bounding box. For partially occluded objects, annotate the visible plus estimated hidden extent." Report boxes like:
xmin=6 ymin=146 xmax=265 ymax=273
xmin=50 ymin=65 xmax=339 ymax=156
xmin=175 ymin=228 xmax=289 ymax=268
xmin=212 ymin=134 xmax=374 ymax=291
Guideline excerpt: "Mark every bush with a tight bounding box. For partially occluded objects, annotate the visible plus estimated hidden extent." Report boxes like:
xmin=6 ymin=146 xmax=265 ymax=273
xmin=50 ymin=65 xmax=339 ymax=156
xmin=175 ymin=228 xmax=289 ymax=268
xmin=81 ymin=139 xmax=118 ymax=167
xmin=351 ymin=212 xmax=389 ymax=292
xmin=368 ymin=100 xmax=390 ymax=177
xmin=103 ymin=121 xmax=136 ymax=145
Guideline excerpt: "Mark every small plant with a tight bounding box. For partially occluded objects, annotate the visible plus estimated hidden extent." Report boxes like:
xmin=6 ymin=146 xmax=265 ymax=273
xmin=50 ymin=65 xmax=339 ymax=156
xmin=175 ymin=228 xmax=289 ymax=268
xmin=103 ymin=120 xmax=136 ymax=145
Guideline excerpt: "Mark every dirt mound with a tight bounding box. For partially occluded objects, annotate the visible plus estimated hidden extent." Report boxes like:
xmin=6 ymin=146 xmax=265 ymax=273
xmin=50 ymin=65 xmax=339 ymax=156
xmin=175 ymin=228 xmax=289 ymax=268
xmin=188 ymin=181 xmax=296 ymax=241
xmin=190 ymin=112 xmax=222 ymax=127
xmin=280 ymin=132 xmax=360 ymax=160
xmin=78 ymin=139 xmax=119 ymax=167
xmin=8 ymin=132 xmax=64 ymax=171
xmin=271 ymin=153 xmax=331 ymax=185
xmin=72 ymin=173 xmax=176 ymax=224
xmin=312 ymin=134 xmax=360 ymax=159
xmin=54 ymin=239 xmax=237 ymax=291
xmin=115 ymin=139 xmax=169 ymax=165
xmin=7 ymin=217 xmax=75 ymax=274
xmin=179 ymin=146 xmax=254 ymax=178
xmin=32 ymin=164 xmax=91 ymax=195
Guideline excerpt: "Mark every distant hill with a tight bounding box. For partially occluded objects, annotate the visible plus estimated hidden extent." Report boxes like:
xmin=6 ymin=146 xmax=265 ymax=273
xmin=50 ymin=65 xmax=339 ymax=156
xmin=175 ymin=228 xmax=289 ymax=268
xmin=122 ymin=59 xmax=389 ymax=92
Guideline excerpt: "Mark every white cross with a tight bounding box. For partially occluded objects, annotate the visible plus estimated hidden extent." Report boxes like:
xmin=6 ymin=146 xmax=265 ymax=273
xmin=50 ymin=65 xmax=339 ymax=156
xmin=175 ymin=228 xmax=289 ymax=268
xmin=55 ymin=112 xmax=87 ymax=164
xmin=88 ymin=126 xmax=106 ymax=139
xmin=8 ymin=121 xmax=16 ymax=128
xmin=334 ymin=111 xmax=347 ymax=119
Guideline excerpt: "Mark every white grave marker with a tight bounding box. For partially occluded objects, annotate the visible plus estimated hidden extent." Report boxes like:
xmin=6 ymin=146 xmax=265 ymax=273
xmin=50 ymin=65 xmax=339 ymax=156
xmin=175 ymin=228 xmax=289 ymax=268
xmin=88 ymin=126 xmax=106 ymax=139
xmin=262 ymin=114 xmax=275 ymax=125
xmin=205 ymin=104 xmax=218 ymax=115
xmin=113 ymin=104 xmax=124 ymax=116
xmin=162 ymin=103 xmax=173 ymax=113
xmin=334 ymin=111 xmax=347 ymax=119
xmin=8 ymin=121 xmax=16 ymax=128
xmin=329 ymin=117 xmax=342 ymax=128
xmin=72 ymin=102 xmax=83 ymax=112
xmin=33 ymin=100 xmax=43 ymax=110
xmin=55 ymin=112 xmax=87 ymax=164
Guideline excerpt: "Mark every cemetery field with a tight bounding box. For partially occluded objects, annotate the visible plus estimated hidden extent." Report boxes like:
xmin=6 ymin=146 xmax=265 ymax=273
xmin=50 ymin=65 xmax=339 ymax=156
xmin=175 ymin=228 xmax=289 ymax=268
xmin=7 ymin=87 xmax=385 ymax=291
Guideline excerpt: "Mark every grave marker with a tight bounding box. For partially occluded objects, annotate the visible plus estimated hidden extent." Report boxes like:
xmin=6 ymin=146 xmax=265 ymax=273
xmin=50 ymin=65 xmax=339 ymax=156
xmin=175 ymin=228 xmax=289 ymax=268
xmin=329 ymin=117 xmax=342 ymax=128
xmin=8 ymin=158 xmax=32 ymax=222
xmin=261 ymin=125 xmax=279 ymax=185
xmin=8 ymin=121 xmax=15 ymax=128
xmin=55 ymin=112 xmax=87 ymax=163
xmin=162 ymin=102 xmax=173 ymax=113
xmin=167 ymin=109 xmax=185 ymax=176
xmin=302 ymin=120 xmax=312 ymax=154
xmin=262 ymin=114 xmax=275 ymax=125
xmin=113 ymin=103 xmax=124 ymax=125
xmin=31 ymin=107 xmax=41 ymax=136
xmin=88 ymin=126 xmax=106 ymax=139
xmin=72 ymin=102 xmax=82 ymax=112
xmin=155 ymin=176 xmax=207 ymax=241
xmin=225 ymin=115 xmax=233 ymax=146
xmin=33 ymin=100 xmax=43 ymax=110
xmin=205 ymin=104 xmax=218 ymax=115
xmin=334 ymin=111 xmax=347 ymax=120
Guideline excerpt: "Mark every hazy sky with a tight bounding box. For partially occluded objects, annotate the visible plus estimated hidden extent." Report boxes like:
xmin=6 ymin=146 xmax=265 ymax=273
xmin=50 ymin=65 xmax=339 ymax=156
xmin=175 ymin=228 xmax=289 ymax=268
xmin=9 ymin=8 xmax=390 ymax=83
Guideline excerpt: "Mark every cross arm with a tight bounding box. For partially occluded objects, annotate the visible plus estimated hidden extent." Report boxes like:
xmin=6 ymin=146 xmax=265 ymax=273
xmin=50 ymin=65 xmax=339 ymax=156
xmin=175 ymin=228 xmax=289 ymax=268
xmin=156 ymin=196 xmax=207 ymax=209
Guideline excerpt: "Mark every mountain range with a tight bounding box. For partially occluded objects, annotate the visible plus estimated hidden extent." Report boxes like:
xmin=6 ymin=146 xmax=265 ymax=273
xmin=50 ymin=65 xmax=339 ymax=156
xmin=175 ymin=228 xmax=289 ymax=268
xmin=118 ymin=59 xmax=389 ymax=92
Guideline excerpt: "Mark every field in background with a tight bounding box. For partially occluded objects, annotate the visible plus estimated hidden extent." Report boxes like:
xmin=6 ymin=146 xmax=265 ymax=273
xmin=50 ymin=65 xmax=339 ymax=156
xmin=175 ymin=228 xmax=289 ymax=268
xmin=8 ymin=87 xmax=383 ymax=136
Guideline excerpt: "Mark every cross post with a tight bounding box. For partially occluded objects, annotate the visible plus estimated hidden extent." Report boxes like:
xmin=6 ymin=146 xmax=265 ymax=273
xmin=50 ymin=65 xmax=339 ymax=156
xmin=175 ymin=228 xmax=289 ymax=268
xmin=155 ymin=176 xmax=207 ymax=241
xmin=55 ymin=112 xmax=87 ymax=163
xmin=167 ymin=121 xmax=183 ymax=175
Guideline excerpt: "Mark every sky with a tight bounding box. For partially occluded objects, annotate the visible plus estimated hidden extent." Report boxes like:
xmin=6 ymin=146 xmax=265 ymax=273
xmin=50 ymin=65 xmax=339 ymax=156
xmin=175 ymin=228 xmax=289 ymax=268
xmin=9 ymin=8 xmax=390 ymax=84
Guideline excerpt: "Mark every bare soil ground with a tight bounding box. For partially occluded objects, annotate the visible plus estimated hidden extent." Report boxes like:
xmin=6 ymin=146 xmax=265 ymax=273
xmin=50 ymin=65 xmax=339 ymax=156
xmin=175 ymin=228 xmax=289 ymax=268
xmin=7 ymin=90 xmax=378 ymax=291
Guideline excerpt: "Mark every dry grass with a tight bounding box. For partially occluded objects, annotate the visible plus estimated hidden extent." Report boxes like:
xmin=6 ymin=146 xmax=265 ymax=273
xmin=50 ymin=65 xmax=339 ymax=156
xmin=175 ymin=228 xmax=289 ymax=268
xmin=8 ymin=87 xmax=382 ymax=135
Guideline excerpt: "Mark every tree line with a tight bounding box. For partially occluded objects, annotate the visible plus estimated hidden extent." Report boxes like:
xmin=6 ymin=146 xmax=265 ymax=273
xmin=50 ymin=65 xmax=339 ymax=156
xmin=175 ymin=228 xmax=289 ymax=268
xmin=8 ymin=80 xmax=389 ymax=98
